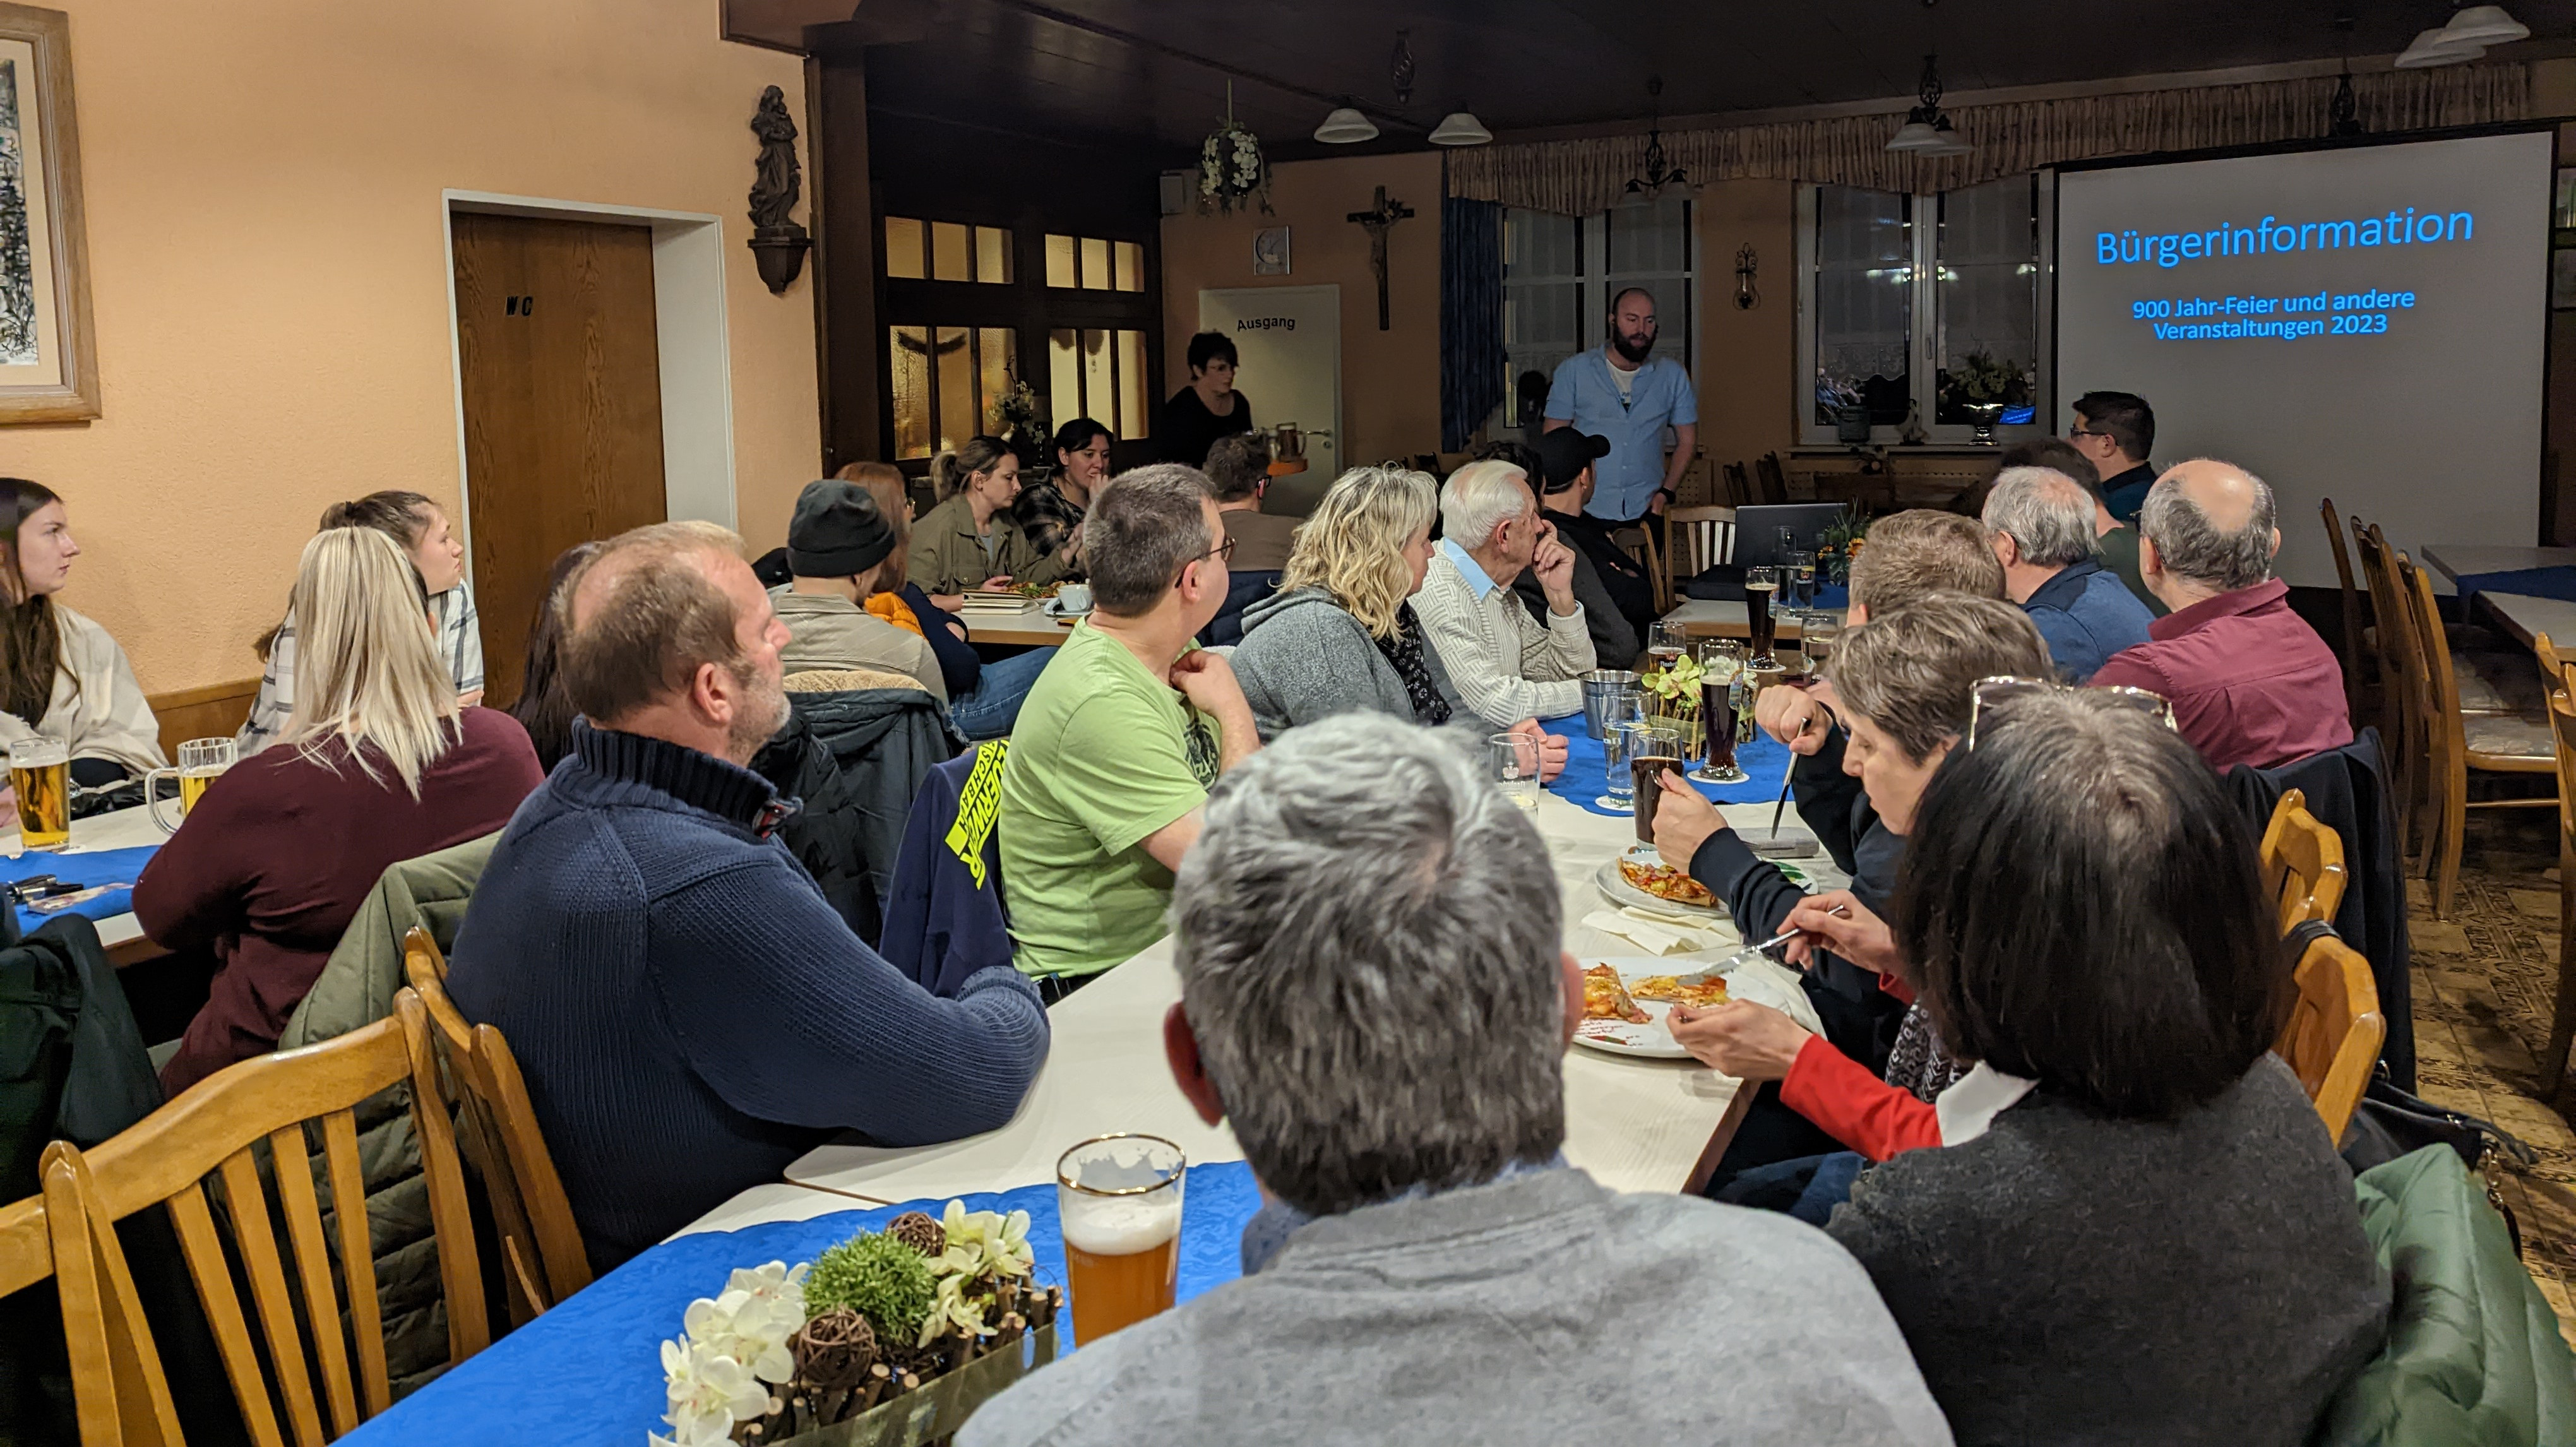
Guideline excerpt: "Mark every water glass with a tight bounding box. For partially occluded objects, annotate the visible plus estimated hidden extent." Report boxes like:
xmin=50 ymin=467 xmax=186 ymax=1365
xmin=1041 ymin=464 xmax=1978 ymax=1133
xmin=1602 ymin=708 xmax=1650 ymax=812
xmin=1489 ymin=732 xmax=1543 ymax=812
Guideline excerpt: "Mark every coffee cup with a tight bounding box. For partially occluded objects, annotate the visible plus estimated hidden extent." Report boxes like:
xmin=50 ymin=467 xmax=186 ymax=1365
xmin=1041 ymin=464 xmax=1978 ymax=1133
xmin=1058 ymin=582 xmax=1093 ymax=613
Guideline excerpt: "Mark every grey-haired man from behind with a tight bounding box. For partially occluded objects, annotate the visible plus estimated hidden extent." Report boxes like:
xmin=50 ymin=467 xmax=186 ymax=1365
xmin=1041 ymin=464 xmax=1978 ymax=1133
xmin=960 ymin=712 xmax=1952 ymax=1447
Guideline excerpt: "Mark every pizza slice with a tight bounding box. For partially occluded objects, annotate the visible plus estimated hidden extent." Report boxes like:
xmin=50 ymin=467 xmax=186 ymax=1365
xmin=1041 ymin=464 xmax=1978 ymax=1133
xmin=1582 ymin=963 xmax=1650 ymax=1023
xmin=1618 ymin=855 xmax=1717 ymax=909
xmin=1628 ymin=974 xmax=1732 ymax=1010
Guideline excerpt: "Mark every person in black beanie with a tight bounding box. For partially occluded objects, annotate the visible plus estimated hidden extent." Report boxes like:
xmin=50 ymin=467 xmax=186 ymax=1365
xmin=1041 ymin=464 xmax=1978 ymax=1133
xmin=772 ymin=479 xmax=946 ymax=699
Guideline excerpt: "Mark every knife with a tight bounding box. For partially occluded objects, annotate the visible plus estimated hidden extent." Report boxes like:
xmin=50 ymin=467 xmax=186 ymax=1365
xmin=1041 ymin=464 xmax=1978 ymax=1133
xmin=1681 ymin=903 xmax=1849 ymax=986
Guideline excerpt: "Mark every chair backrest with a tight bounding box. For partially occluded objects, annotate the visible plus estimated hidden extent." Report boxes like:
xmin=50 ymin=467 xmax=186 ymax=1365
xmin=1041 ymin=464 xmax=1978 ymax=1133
xmin=2354 ymin=521 xmax=2425 ymax=804
xmin=402 ymin=929 xmax=590 ymax=1324
xmin=42 ymin=999 xmax=486 ymax=1447
xmin=2274 ymin=931 xmax=2387 ymax=1146
xmin=0 ymin=1192 xmax=44 ymax=1300
xmin=2539 ymin=634 xmax=2576 ymax=849
xmin=1755 ymin=452 xmax=1791 ymax=506
xmin=2258 ymin=787 xmax=2349 ymax=934
xmin=784 ymin=667 xmax=926 ymax=694
xmin=2320 ymin=496 xmax=2367 ymax=715
xmin=2397 ymin=552 xmax=2469 ymax=758
xmin=1720 ymin=461 xmax=1752 ymax=508
xmin=1609 ymin=526 xmax=1666 ymax=616
xmin=1664 ymin=506 xmax=1736 ymax=597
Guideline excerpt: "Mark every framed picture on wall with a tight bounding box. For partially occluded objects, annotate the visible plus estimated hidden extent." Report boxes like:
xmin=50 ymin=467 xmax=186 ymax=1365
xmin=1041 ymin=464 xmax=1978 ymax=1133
xmin=0 ymin=4 xmax=95 ymax=423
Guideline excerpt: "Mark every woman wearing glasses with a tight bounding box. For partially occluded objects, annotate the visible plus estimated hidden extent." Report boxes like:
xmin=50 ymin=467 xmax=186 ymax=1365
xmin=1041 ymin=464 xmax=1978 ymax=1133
xmin=1645 ymin=595 xmax=2055 ymax=1198
xmin=1825 ymin=686 xmax=2384 ymax=1446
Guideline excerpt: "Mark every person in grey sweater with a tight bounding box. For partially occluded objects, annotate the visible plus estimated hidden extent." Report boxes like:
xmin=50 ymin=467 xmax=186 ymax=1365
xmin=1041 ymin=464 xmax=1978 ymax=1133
xmin=962 ymin=713 xmax=1952 ymax=1447
xmin=1825 ymin=688 xmax=2387 ymax=1447
xmin=1231 ymin=467 xmax=1568 ymax=782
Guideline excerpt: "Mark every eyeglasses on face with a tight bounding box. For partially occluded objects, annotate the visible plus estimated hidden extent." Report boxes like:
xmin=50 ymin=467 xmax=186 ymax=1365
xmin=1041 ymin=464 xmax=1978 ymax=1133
xmin=1173 ymin=533 xmax=1236 ymax=585
xmin=1964 ymin=675 xmax=2175 ymax=751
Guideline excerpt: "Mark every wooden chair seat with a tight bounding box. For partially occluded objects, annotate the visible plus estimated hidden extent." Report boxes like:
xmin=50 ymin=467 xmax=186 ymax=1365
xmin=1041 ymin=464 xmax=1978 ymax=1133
xmin=2456 ymin=650 xmax=2549 ymax=717
xmin=41 ymin=999 xmax=486 ymax=1447
xmin=2274 ymin=932 xmax=2386 ymax=1146
xmin=2462 ymin=710 xmax=2556 ymax=766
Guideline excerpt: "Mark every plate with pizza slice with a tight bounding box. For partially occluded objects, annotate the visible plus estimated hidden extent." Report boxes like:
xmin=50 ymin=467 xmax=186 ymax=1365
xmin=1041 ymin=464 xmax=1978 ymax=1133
xmin=1571 ymin=956 xmax=1822 ymax=1061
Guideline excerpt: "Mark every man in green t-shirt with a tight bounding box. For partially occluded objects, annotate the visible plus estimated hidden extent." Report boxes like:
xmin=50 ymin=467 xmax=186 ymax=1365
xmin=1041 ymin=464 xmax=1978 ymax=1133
xmin=1000 ymin=463 xmax=1261 ymax=989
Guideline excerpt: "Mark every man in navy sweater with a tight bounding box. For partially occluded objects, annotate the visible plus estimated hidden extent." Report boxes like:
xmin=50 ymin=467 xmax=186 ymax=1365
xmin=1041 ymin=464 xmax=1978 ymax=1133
xmin=446 ymin=521 xmax=1049 ymax=1270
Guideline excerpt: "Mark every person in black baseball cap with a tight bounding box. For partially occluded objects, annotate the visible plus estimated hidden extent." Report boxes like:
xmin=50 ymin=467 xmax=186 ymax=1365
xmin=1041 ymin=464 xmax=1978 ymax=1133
xmin=1481 ymin=429 xmax=1657 ymax=669
xmin=772 ymin=479 xmax=947 ymax=699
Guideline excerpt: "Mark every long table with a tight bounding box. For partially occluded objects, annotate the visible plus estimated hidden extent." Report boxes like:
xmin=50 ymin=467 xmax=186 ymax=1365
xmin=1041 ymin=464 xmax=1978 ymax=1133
xmin=2421 ymin=543 xmax=2576 ymax=585
xmin=4 ymin=802 xmax=165 ymax=963
xmin=962 ymin=601 xmax=1078 ymax=647
xmin=786 ymin=793 xmax=1840 ymax=1206
xmin=1661 ymin=598 xmax=1842 ymax=643
xmin=2472 ymin=591 xmax=2576 ymax=663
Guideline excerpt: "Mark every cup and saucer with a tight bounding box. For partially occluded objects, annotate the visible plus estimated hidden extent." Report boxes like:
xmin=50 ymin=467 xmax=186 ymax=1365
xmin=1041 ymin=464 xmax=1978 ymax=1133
xmin=1044 ymin=584 xmax=1094 ymax=621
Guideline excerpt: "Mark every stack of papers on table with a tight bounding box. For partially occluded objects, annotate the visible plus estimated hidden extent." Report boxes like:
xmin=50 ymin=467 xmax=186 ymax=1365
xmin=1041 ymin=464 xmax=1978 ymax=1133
xmin=953 ymin=590 xmax=1035 ymax=614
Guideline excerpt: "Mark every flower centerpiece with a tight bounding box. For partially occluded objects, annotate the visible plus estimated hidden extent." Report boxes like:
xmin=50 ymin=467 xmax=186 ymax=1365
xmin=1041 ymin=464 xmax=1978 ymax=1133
xmin=653 ymin=1202 xmax=1060 ymax=1447
xmin=987 ymin=379 xmax=1049 ymax=472
xmin=1198 ymin=104 xmax=1271 ymax=215
xmin=1640 ymin=652 xmax=1705 ymax=758
xmin=1817 ymin=511 xmax=1871 ymax=587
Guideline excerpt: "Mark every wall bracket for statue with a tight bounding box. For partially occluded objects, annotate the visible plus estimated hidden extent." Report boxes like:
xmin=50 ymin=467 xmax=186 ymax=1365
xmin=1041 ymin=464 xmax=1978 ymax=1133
xmin=747 ymin=85 xmax=810 ymax=295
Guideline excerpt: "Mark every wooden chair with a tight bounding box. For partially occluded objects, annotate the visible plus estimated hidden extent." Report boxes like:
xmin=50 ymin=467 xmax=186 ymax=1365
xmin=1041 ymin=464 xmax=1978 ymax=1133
xmin=2354 ymin=521 xmax=2428 ymax=855
xmin=1611 ymin=525 xmax=1667 ymax=616
xmin=2320 ymin=496 xmax=2371 ymax=724
xmin=40 ymin=998 xmax=486 ymax=1447
xmin=1754 ymin=452 xmax=1791 ymax=506
xmin=2274 ymin=931 xmax=2386 ymax=1146
xmin=2398 ymin=553 xmax=2556 ymax=919
xmin=2536 ymin=634 xmax=2576 ymax=1096
xmin=1720 ymin=461 xmax=1753 ymax=508
xmin=403 ymin=927 xmax=590 ymax=1325
xmin=2258 ymin=788 xmax=2349 ymax=936
xmin=1663 ymin=506 xmax=1736 ymax=608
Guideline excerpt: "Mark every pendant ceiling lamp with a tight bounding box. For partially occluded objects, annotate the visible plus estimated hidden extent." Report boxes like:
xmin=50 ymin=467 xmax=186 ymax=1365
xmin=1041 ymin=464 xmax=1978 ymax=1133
xmin=1888 ymin=53 xmax=1972 ymax=156
xmin=1429 ymin=107 xmax=1493 ymax=146
xmin=1625 ymin=76 xmax=1690 ymax=196
xmin=1314 ymin=101 xmax=1378 ymax=144
xmin=2396 ymin=2 xmax=2525 ymax=66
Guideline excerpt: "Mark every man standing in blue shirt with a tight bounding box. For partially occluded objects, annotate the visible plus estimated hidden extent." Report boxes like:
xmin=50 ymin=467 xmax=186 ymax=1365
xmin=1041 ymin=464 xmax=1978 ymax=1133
xmin=1544 ymin=287 xmax=1696 ymax=523
xmin=1981 ymin=465 xmax=2156 ymax=683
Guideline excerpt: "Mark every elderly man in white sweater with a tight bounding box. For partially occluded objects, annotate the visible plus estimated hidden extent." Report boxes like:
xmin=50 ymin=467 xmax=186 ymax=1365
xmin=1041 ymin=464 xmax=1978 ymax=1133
xmin=1412 ymin=459 xmax=1595 ymax=727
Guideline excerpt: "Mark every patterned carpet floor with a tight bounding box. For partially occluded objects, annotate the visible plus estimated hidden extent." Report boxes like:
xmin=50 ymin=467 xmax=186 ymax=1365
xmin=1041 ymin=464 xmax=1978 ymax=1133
xmin=2406 ymin=809 xmax=2576 ymax=1341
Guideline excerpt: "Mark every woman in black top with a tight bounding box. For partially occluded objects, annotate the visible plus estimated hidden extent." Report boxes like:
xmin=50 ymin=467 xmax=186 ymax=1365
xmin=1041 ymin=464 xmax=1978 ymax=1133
xmin=1159 ymin=331 xmax=1253 ymax=467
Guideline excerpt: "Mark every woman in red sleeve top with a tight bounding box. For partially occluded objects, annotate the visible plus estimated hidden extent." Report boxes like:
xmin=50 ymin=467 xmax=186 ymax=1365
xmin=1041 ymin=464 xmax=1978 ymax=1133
xmin=139 ymin=527 xmax=543 ymax=1096
xmin=1647 ymin=595 xmax=2059 ymax=1167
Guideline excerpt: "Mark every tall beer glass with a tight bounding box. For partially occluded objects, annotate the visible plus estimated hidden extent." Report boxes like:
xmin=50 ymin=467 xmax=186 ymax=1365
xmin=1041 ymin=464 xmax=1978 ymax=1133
xmin=1744 ymin=566 xmax=1780 ymax=669
xmin=1057 ymin=1134 xmax=1186 ymax=1345
xmin=10 ymin=737 xmax=68 ymax=852
xmin=145 ymin=737 xmax=237 ymax=834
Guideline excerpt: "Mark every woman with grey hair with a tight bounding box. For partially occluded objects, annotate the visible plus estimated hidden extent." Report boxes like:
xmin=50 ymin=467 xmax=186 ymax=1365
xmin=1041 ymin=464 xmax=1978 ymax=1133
xmin=1231 ymin=465 xmax=1563 ymax=775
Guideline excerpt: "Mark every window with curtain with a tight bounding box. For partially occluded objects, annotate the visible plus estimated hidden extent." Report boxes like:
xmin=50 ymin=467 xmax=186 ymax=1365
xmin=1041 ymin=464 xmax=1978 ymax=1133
xmin=1501 ymin=196 xmax=1696 ymax=436
xmin=1798 ymin=176 xmax=2053 ymax=446
xmin=881 ymin=215 xmax=1158 ymax=467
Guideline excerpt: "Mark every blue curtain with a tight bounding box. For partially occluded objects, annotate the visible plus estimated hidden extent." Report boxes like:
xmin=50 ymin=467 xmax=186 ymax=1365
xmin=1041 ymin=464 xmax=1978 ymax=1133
xmin=1440 ymin=194 xmax=1505 ymax=453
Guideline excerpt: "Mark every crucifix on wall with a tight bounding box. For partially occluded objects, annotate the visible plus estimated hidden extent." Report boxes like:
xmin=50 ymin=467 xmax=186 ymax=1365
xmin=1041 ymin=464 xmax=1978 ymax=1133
xmin=1345 ymin=186 xmax=1416 ymax=331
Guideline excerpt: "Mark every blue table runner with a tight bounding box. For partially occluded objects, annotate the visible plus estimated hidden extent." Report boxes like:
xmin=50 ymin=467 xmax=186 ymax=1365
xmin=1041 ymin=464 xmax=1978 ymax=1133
xmin=1542 ymin=713 xmax=1798 ymax=819
xmin=5 ymin=843 xmax=161 ymax=938
xmin=340 ymin=1162 xmax=1263 ymax=1446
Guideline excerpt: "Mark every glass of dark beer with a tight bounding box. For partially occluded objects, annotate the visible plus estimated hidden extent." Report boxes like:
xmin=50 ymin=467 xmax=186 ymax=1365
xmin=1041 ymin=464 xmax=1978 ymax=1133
xmin=1744 ymin=566 xmax=1781 ymax=668
xmin=1629 ymin=725 xmax=1685 ymax=845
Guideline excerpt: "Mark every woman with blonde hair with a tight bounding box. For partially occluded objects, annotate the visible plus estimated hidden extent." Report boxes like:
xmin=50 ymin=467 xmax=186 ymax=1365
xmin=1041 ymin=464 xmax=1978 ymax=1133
xmin=1231 ymin=467 xmax=1561 ymax=775
xmin=137 ymin=527 xmax=544 ymax=1094
xmin=907 ymin=436 xmax=1071 ymax=600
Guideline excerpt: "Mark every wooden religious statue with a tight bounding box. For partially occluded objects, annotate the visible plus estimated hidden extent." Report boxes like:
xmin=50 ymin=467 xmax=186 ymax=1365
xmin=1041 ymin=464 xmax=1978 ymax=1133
xmin=748 ymin=85 xmax=811 ymax=294
xmin=1345 ymin=186 xmax=1415 ymax=331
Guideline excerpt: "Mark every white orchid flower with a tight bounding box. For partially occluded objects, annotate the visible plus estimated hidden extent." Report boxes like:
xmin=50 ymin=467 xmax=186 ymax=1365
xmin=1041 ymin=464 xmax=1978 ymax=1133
xmin=658 ymin=1337 xmax=768 ymax=1445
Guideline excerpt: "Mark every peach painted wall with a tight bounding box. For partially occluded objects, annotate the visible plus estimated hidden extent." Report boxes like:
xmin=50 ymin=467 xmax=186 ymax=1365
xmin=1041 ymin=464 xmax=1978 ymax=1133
xmin=1160 ymin=151 xmax=1444 ymax=467
xmin=11 ymin=0 xmax=818 ymax=695
xmin=1691 ymin=179 xmax=1800 ymax=480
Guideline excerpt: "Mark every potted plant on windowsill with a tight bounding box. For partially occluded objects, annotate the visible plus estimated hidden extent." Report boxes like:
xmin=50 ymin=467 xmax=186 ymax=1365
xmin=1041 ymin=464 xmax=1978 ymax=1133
xmin=1942 ymin=351 xmax=2028 ymax=445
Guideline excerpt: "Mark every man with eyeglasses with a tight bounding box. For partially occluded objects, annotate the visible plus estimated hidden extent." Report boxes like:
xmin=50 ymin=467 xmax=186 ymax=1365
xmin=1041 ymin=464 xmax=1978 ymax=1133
xmin=2066 ymin=390 xmax=2157 ymax=523
xmin=998 ymin=464 xmax=1260 ymax=997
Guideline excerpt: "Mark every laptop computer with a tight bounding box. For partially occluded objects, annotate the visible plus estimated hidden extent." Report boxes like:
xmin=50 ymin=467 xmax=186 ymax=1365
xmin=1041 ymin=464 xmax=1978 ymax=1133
xmin=1683 ymin=502 xmax=1848 ymax=600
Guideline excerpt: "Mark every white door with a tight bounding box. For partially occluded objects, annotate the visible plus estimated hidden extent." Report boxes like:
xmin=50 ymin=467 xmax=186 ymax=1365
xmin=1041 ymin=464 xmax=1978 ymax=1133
xmin=1199 ymin=285 xmax=1340 ymax=482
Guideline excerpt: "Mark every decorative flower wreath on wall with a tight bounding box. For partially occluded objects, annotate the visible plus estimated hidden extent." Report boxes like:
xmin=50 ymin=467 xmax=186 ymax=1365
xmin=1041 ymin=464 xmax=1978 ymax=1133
xmin=1199 ymin=88 xmax=1272 ymax=215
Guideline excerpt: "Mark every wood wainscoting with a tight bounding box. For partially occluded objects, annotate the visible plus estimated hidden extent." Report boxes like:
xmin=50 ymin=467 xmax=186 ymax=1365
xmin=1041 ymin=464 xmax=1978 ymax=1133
xmin=147 ymin=678 xmax=261 ymax=759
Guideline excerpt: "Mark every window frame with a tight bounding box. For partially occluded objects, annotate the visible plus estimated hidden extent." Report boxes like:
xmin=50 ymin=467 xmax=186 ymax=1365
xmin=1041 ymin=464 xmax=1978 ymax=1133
xmin=1500 ymin=198 xmax=1700 ymax=433
xmin=877 ymin=211 xmax=1162 ymax=476
xmin=1794 ymin=174 xmax=2056 ymax=448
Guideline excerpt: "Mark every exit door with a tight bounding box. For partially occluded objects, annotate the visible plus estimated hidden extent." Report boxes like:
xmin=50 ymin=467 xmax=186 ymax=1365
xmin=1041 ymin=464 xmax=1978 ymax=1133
xmin=451 ymin=211 xmax=669 ymax=708
xmin=1200 ymin=285 xmax=1340 ymax=515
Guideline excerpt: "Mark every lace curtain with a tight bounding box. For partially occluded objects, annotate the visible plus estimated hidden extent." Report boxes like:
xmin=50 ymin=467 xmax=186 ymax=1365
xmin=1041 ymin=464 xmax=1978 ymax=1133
xmin=1448 ymin=63 xmax=2531 ymax=215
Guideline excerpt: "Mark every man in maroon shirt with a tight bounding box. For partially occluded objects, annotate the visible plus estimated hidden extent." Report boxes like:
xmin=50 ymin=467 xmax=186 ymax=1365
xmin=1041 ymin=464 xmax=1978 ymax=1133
xmin=2089 ymin=460 xmax=2352 ymax=771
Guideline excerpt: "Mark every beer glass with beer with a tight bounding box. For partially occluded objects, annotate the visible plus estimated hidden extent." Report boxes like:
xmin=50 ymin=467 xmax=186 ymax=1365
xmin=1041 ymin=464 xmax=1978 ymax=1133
xmin=145 ymin=737 xmax=237 ymax=834
xmin=1056 ymin=1133 xmax=1186 ymax=1345
xmin=1628 ymin=724 xmax=1685 ymax=845
xmin=9 ymin=737 xmax=69 ymax=852
xmin=1743 ymin=566 xmax=1781 ymax=669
